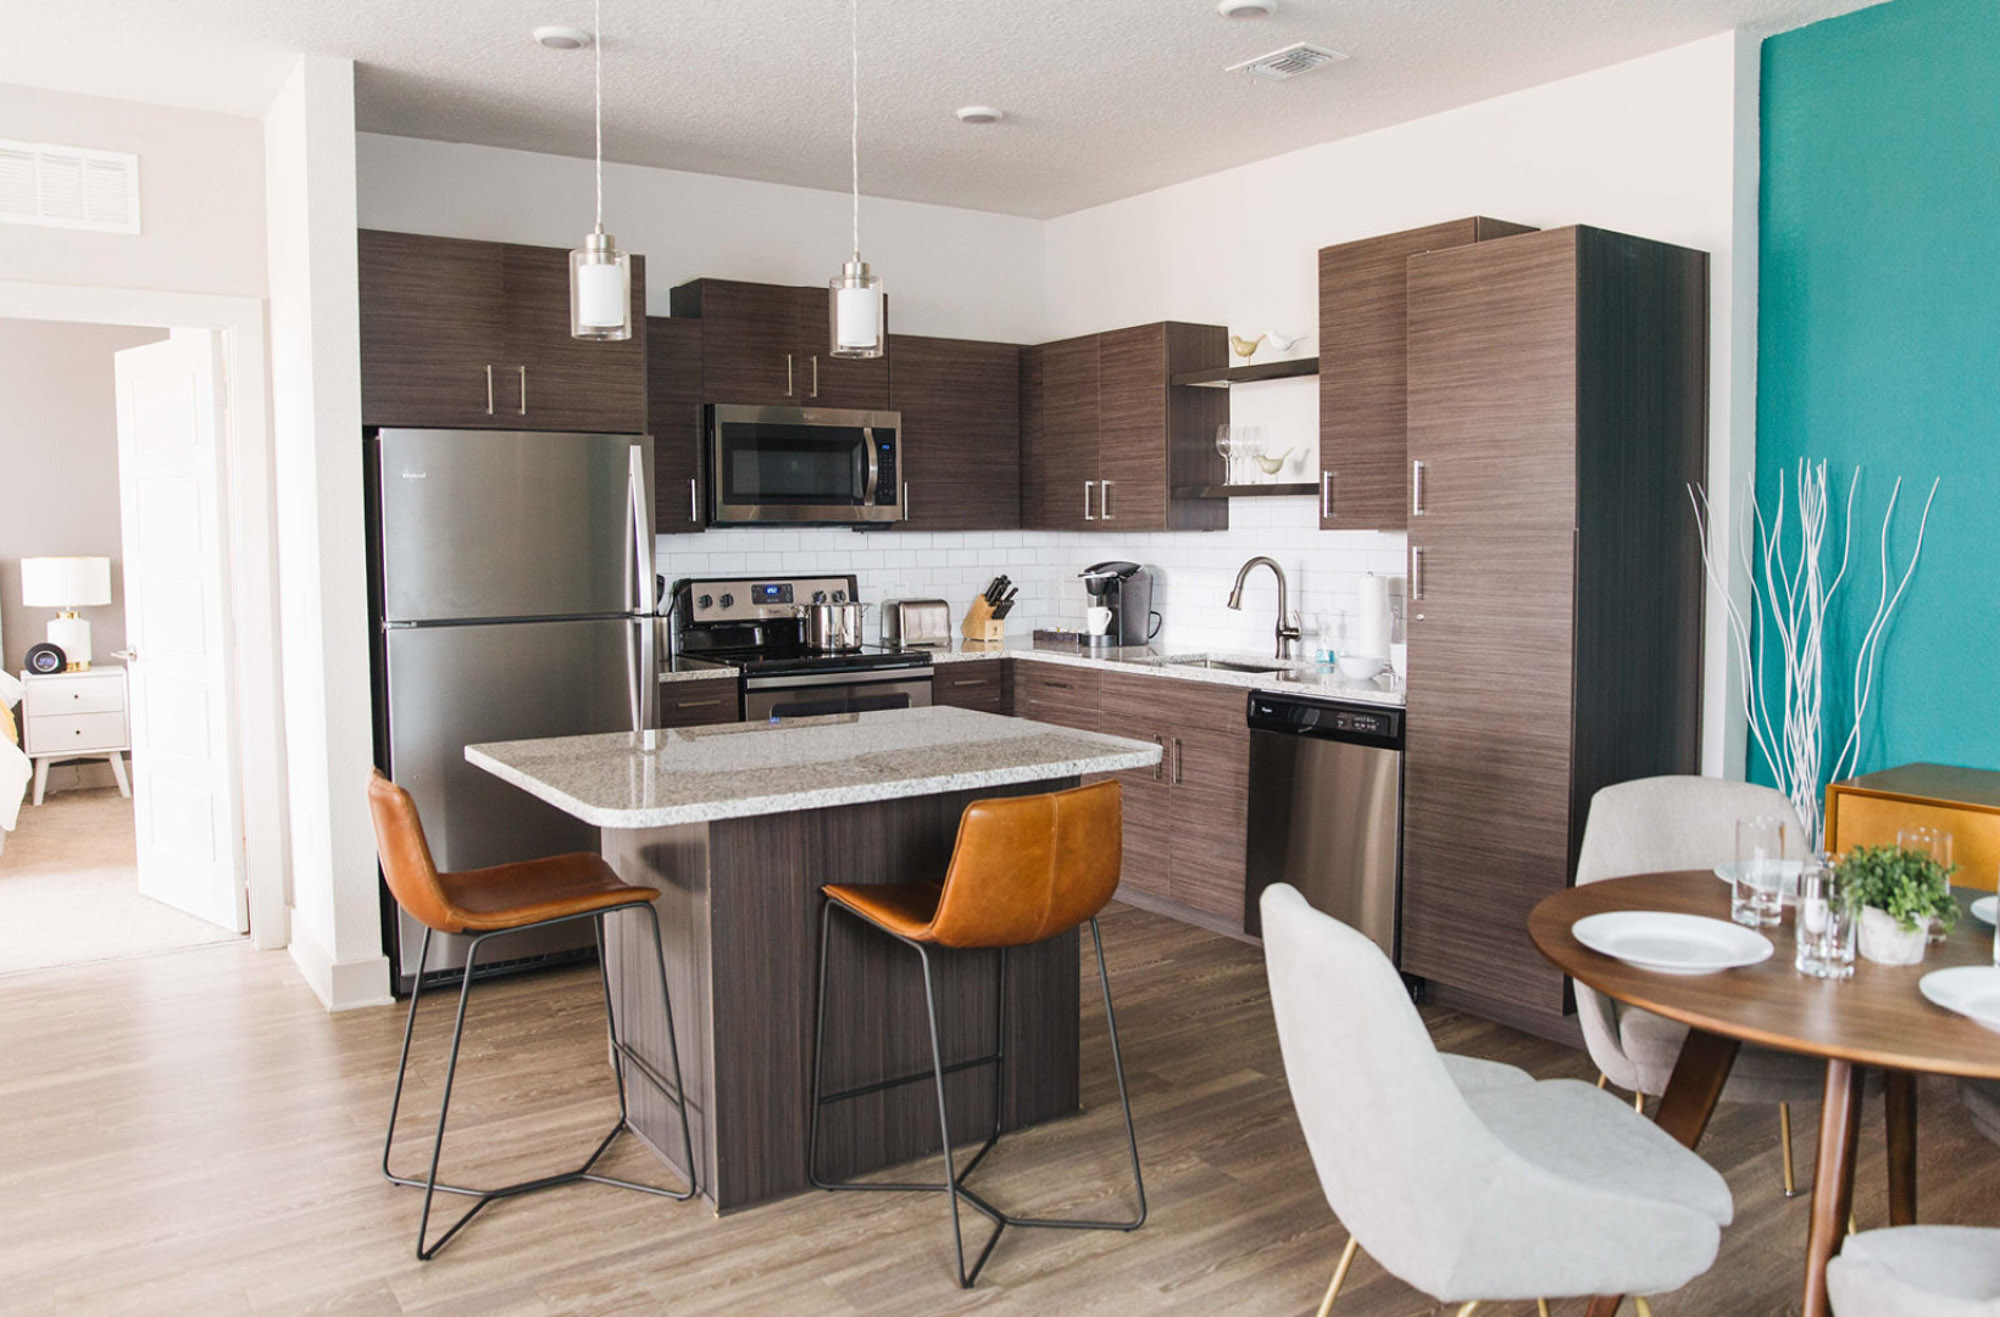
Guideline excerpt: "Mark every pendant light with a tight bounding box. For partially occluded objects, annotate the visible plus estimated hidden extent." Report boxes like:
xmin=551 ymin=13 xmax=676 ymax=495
xmin=828 ymin=0 xmax=884 ymax=359
xmin=570 ymin=0 xmax=631 ymax=341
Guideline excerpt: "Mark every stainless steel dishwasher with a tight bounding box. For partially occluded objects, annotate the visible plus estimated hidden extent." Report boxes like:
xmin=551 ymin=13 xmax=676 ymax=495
xmin=1243 ymin=691 xmax=1404 ymax=961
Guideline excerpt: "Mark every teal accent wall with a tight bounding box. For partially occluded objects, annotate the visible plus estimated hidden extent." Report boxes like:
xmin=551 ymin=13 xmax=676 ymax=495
xmin=1758 ymin=0 xmax=2000 ymax=784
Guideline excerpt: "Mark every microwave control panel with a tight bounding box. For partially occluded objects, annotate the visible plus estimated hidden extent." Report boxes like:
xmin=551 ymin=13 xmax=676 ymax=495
xmin=874 ymin=431 xmax=899 ymax=507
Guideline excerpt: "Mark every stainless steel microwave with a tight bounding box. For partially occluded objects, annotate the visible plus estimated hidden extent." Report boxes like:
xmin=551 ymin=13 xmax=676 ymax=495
xmin=707 ymin=404 xmax=902 ymax=525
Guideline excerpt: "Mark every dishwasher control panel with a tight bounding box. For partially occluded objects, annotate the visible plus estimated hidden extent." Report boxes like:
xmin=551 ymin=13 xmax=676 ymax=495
xmin=1248 ymin=693 xmax=1403 ymax=749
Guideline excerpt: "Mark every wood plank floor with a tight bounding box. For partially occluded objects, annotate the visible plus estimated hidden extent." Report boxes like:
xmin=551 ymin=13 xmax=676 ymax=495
xmin=4 ymin=903 xmax=2000 ymax=1314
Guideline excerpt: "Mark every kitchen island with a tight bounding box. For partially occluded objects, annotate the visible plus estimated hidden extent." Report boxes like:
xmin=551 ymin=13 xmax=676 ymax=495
xmin=467 ymin=706 xmax=1161 ymax=1212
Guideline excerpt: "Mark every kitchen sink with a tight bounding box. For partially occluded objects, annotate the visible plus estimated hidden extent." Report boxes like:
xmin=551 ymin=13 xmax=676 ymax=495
xmin=1151 ymin=654 xmax=1286 ymax=675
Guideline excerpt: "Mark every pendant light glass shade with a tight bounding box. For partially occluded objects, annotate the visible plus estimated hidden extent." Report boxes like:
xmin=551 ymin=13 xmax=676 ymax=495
xmin=572 ymin=228 xmax=632 ymax=340
xmin=828 ymin=0 xmax=884 ymax=359
xmin=570 ymin=0 xmax=630 ymax=341
xmin=829 ymin=257 xmax=883 ymax=357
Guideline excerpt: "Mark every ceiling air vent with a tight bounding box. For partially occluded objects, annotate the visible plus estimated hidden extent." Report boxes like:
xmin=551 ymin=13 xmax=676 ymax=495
xmin=0 ymin=139 xmax=140 ymax=234
xmin=1225 ymin=41 xmax=1349 ymax=82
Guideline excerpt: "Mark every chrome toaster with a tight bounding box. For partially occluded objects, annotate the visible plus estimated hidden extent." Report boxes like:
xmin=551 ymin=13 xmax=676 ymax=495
xmin=881 ymin=599 xmax=952 ymax=648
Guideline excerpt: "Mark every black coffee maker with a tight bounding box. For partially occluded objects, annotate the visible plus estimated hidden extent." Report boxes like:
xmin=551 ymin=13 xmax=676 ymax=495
xmin=1078 ymin=561 xmax=1160 ymax=647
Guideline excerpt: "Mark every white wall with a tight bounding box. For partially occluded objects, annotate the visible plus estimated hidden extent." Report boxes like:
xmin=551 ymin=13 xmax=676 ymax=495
xmin=0 ymin=85 xmax=267 ymax=297
xmin=356 ymin=135 xmax=1045 ymax=343
xmin=265 ymin=57 xmax=384 ymax=1009
xmin=1042 ymin=31 xmax=1756 ymax=771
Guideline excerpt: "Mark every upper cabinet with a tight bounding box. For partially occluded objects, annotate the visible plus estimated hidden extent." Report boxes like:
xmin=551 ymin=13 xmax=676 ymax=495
xmin=1023 ymin=322 xmax=1228 ymax=533
xmin=358 ymin=230 xmax=647 ymax=433
xmin=669 ymin=278 xmax=889 ymax=410
xmin=887 ymin=334 xmax=1022 ymax=531
xmin=1316 ymin=217 xmax=1533 ymax=530
xmin=646 ymin=316 xmax=706 ymax=532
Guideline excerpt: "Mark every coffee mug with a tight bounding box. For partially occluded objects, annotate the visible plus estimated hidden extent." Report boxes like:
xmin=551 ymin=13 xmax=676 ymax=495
xmin=1086 ymin=606 xmax=1114 ymax=635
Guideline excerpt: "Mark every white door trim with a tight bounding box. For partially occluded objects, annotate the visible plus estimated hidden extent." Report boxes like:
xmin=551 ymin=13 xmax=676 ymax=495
xmin=0 ymin=279 xmax=288 ymax=952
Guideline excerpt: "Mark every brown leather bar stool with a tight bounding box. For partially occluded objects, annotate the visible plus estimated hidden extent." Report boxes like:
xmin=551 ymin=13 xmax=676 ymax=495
xmin=806 ymin=779 xmax=1146 ymax=1287
xmin=367 ymin=769 xmax=695 ymax=1259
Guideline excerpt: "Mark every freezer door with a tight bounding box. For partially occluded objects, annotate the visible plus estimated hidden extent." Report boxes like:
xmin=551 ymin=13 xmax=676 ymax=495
xmin=382 ymin=616 xmax=647 ymax=982
xmin=377 ymin=428 xmax=648 ymax=622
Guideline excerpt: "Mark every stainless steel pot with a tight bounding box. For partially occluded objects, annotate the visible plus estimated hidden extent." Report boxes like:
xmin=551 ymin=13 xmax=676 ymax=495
xmin=799 ymin=601 xmax=868 ymax=651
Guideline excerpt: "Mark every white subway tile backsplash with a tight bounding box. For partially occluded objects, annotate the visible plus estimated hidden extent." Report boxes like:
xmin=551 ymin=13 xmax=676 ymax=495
xmin=656 ymin=496 xmax=1407 ymax=649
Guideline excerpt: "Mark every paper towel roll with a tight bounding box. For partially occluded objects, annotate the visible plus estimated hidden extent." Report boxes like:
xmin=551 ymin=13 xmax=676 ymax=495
xmin=1356 ymin=573 xmax=1392 ymax=658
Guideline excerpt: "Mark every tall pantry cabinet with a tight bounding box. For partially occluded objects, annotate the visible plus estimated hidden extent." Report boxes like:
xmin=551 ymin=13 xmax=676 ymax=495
xmin=1399 ymin=226 xmax=1709 ymax=1035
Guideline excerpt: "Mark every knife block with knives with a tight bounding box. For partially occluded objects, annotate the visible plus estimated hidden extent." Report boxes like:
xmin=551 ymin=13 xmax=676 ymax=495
xmin=962 ymin=576 xmax=1016 ymax=643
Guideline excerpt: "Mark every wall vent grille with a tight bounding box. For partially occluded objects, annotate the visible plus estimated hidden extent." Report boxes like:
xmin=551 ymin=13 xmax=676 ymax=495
xmin=0 ymin=139 xmax=140 ymax=233
xmin=1225 ymin=41 xmax=1350 ymax=82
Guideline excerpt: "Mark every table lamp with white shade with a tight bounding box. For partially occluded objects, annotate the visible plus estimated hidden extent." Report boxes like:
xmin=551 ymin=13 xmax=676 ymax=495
xmin=21 ymin=557 xmax=112 ymax=671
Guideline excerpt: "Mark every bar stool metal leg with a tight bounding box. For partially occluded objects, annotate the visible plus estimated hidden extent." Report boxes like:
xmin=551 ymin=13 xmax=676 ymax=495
xmin=380 ymin=903 xmax=696 ymax=1261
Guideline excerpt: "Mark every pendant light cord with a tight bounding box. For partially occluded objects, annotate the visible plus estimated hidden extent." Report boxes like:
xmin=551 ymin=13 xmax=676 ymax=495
xmin=849 ymin=0 xmax=860 ymax=259
xmin=594 ymin=0 xmax=605 ymax=232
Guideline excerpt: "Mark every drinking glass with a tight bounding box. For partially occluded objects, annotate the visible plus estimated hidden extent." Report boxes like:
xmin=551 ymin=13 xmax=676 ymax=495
xmin=1899 ymin=826 xmax=1955 ymax=942
xmin=1236 ymin=425 xmax=1266 ymax=483
xmin=1733 ymin=816 xmax=1788 ymax=928
xmin=1215 ymin=424 xmax=1235 ymax=485
xmin=1795 ymin=856 xmax=1855 ymax=979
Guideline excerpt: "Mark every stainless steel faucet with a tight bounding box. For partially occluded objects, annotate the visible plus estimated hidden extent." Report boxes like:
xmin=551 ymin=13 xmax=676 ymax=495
xmin=1227 ymin=556 xmax=1302 ymax=660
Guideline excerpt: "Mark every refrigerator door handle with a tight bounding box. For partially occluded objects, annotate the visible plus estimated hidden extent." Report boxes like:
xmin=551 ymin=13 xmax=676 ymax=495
xmin=629 ymin=443 xmax=658 ymax=733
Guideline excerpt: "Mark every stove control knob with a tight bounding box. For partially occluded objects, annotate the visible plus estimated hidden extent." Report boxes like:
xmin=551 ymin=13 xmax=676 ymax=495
xmin=719 ymin=592 xmax=735 ymax=608
xmin=832 ymin=590 xmax=847 ymax=603
xmin=696 ymin=594 xmax=713 ymax=610
xmin=812 ymin=590 xmax=828 ymax=604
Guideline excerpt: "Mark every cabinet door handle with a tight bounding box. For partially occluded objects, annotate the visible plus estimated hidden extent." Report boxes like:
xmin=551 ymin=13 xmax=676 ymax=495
xmin=1084 ymin=480 xmax=1096 ymax=521
xmin=1321 ymin=471 xmax=1335 ymax=519
xmin=949 ymin=678 xmax=991 ymax=687
xmin=811 ymin=355 xmax=820 ymax=399
xmin=485 ymin=364 xmax=495 ymax=415
xmin=675 ymin=698 xmax=723 ymax=709
xmin=1173 ymin=737 xmax=1184 ymax=785
xmin=1411 ymin=546 xmax=1427 ymax=601
xmin=1101 ymin=480 xmax=1115 ymax=520
xmin=786 ymin=353 xmax=795 ymax=397
xmin=689 ymin=477 xmax=699 ymax=524
xmin=903 ymin=481 xmax=910 ymax=521
xmin=1153 ymin=734 xmax=1167 ymax=783
xmin=1411 ymin=459 xmax=1428 ymax=517
xmin=518 ymin=366 xmax=527 ymax=415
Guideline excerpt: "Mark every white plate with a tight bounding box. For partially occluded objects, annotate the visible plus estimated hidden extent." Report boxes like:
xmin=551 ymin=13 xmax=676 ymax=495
xmin=1972 ymin=896 xmax=1998 ymax=928
xmin=1712 ymin=859 xmax=1805 ymax=905
xmin=1920 ymin=966 xmax=2000 ymax=1032
xmin=1572 ymin=911 xmax=1775 ymax=976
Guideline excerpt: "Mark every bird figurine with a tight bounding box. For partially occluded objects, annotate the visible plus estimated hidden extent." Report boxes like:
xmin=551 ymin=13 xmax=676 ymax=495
xmin=1229 ymin=332 xmax=1267 ymax=361
xmin=1266 ymin=331 xmax=1310 ymax=353
xmin=1253 ymin=446 xmax=1298 ymax=476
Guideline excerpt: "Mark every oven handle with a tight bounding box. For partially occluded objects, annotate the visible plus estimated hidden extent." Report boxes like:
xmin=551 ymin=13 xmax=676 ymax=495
xmin=861 ymin=427 xmax=880 ymax=507
xmin=743 ymin=667 xmax=933 ymax=691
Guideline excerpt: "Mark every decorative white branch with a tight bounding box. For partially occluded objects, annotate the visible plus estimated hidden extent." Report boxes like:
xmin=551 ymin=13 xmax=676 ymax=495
xmin=1689 ymin=461 xmax=1939 ymax=851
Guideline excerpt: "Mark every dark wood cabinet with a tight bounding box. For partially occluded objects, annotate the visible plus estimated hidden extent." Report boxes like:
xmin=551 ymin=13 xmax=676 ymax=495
xmin=646 ymin=317 xmax=705 ymax=532
xmin=1019 ymin=346 xmax=1046 ymax=530
xmin=359 ymin=229 xmax=647 ymax=432
xmin=1316 ymin=217 xmax=1533 ymax=530
xmin=1400 ymin=226 xmax=1707 ymax=1034
xmin=1023 ymin=323 xmax=1227 ymax=533
xmin=888 ymin=335 xmax=1022 ymax=530
xmin=931 ymin=661 xmax=1009 ymax=715
xmin=669 ymin=278 xmax=888 ymax=409
xmin=658 ymin=683 xmax=739 ymax=727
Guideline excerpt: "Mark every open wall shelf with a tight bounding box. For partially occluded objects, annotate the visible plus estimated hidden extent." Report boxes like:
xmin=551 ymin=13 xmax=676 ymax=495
xmin=1171 ymin=357 xmax=1319 ymax=389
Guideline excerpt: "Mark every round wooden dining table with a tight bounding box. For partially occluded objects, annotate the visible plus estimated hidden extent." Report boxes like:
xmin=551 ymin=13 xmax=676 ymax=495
xmin=1530 ymin=871 xmax=2000 ymax=1317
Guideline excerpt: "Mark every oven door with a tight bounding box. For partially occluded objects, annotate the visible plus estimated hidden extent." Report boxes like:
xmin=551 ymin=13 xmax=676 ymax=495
xmin=743 ymin=669 xmax=933 ymax=722
xmin=709 ymin=404 xmax=902 ymax=524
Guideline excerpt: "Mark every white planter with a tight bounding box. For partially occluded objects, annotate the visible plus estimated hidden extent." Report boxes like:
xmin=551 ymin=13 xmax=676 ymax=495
xmin=1859 ymin=907 xmax=1929 ymax=966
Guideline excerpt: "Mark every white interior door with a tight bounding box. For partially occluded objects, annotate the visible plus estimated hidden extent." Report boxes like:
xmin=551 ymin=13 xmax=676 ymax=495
xmin=113 ymin=332 xmax=247 ymax=932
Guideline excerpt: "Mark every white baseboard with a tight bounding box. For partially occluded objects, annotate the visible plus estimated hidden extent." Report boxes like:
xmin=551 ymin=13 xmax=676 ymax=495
xmin=287 ymin=924 xmax=394 ymax=1011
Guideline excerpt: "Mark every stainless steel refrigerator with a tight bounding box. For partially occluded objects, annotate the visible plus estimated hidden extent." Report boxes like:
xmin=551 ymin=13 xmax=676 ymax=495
xmin=369 ymin=428 xmax=657 ymax=993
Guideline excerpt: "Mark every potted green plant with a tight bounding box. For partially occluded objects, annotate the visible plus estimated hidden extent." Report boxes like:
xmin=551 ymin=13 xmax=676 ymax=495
xmin=1839 ymin=844 xmax=1958 ymax=966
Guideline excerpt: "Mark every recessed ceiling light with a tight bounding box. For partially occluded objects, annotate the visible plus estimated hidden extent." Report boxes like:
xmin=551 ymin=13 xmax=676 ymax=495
xmin=955 ymin=106 xmax=1005 ymax=125
xmin=1217 ymin=0 xmax=1277 ymax=17
xmin=532 ymin=25 xmax=592 ymax=50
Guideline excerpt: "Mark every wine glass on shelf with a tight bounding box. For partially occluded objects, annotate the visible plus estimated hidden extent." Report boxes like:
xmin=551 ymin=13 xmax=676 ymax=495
xmin=1215 ymin=424 xmax=1235 ymax=487
xmin=1235 ymin=425 xmax=1267 ymax=484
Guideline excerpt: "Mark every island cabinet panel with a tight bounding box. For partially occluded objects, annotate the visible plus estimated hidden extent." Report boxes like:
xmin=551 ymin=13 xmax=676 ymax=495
xmin=1317 ymin=217 xmax=1535 ymax=530
xmin=887 ymin=334 xmax=1022 ymax=531
xmin=931 ymin=661 xmax=1009 ymax=714
xmin=1401 ymin=226 xmax=1706 ymax=1035
xmin=646 ymin=316 xmax=706 ymax=531
xmin=359 ymin=230 xmax=647 ymax=432
xmin=668 ymin=278 xmax=889 ymax=409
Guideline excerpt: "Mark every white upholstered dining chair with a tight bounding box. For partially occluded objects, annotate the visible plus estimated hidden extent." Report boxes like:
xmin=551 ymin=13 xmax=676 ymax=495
xmin=1575 ymin=775 xmax=1828 ymax=1194
xmin=1261 ymin=884 xmax=1731 ymax=1315
xmin=1828 ymin=1225 xmax=2000 ymax=1315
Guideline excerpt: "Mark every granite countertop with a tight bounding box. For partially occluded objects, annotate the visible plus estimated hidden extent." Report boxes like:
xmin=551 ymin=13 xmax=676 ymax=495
xmin=662 ymin=638 xmax=1405 ymax=706
xmin=467 ymin=705 xmax=1164 ymax=829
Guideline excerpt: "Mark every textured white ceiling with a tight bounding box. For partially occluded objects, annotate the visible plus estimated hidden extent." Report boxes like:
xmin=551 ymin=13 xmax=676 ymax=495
xmin=4 ymin=0 xmax=1878 ymax=219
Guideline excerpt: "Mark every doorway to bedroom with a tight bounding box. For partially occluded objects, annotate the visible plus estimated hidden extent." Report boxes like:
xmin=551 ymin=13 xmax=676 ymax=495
xmin=0 ymin=315 xmax=246 ymax=974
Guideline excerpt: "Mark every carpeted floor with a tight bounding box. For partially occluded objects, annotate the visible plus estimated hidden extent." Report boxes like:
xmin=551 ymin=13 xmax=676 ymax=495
xmin=0 ymin=787 xmax=240 ymax=975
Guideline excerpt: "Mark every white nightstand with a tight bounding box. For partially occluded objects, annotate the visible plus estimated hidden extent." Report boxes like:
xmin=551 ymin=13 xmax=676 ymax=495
xmin=20 ymin=667 xmax=131 ymax=806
